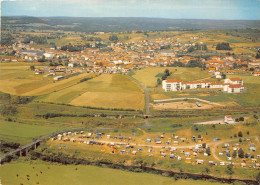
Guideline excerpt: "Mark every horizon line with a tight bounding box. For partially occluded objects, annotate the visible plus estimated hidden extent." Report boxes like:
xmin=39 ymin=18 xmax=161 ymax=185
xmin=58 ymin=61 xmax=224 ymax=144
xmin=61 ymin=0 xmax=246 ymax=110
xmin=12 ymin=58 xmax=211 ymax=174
xmin=2 ymin=15 xmax=260 ymax=21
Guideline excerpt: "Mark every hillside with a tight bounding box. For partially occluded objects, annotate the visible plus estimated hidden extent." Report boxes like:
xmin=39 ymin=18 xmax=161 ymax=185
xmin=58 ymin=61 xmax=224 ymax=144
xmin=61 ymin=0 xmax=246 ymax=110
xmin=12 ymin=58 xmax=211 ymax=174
xmin=2 ymin=16 xmax=260 ymax=32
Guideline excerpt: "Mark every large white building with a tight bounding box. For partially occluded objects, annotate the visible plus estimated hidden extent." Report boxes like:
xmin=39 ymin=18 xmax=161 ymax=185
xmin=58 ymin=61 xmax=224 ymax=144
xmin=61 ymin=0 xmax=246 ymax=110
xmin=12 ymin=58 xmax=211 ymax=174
xmin=162 ymin=78 xmax=244 ymax=93
xmin=162 ymin=79 xmax=181 ymax=91
xmin=224 ymin=78 xmax=243 ymax=85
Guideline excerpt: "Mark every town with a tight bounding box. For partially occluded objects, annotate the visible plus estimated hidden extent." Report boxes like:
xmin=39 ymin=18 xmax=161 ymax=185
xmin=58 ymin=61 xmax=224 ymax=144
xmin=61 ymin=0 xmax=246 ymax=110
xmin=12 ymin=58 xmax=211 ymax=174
xmin=1 ymin=4 xmax=260 ymax=185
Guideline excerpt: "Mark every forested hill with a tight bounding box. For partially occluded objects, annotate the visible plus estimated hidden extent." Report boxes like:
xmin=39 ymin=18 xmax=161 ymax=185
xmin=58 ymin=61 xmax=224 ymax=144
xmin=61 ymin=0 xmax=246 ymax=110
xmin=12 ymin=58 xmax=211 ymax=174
xmin=2 ymin=16 xmax=260 ymax=32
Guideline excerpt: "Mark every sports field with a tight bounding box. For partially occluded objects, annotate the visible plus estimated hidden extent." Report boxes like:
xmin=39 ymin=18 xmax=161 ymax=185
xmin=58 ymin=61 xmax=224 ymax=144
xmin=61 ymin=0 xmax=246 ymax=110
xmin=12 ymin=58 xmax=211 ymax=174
xmin=39 ymin=74 xmax=145 ymax=110
xmin=132 ymin=67 xmax=210 ymax=88
xmin=0 ymin=161 xmax=229 ymax=185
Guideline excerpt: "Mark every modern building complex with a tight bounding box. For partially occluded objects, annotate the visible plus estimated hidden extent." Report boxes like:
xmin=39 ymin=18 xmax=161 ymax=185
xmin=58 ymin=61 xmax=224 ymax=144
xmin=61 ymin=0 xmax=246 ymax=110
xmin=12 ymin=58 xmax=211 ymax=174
xmin=162 ymin=78 xmax=244 ymax=93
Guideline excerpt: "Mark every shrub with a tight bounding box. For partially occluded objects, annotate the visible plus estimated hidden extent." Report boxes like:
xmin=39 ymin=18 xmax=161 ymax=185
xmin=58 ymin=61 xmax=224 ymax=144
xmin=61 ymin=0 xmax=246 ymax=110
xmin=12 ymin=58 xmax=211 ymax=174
xmin=238 ymin=131 xmax=243 ymax=137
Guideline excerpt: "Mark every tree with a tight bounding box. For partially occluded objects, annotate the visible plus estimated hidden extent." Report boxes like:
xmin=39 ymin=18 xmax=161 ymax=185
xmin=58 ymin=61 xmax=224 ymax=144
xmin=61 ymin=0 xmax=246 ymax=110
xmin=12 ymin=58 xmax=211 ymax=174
xmin=238 ymin=131 xmax=243 ymax=137
xmin=203 ymin=44 xmax=208 ymax=51
xmin=30 ymin=65 xmax=35 ymax=71
xmin=0 ymin=105 xmax=17 ymax=116
xmin=187 ymin=46 xmax=195 ymax=53
xmin=164 ymin=69 xmax=170 ymax=76
xmin=206 ymin=147 xmax=211 ymax=156
xmin=225 ymin=164 xmax=234 ymax=175
xmin=10 ymin=50 xmax=16 ymax=56
xmin=256 ymin=52 xmax=260 ymax=59
xmin=238 ymin=148 xmax=244 ymax=158
xmin=202 ymin=143 xmax=206 ymax=148
xmin=247 ymin=131 xmax=250 ymax=135
xmin=257 ymin=172 xmax=260 ymax=184
xmin=239 ymin=138 xmax=242 ymax=142
xmin=109 ymin=35 xmax=119 ymax=42
xmin=186 ymin=60 xmax=203 ymax=68
xmin=233 ymin=63 xmax=238 ymax=69
xmin=204 ymin=167 xmax=210 ymax=174
xmin=161 ymin=74 xmax=167 ymax=81
xmin=157 ymin=78 xmax=162 ymax=85
xmin=232 ymin=151 xmax=237 ymax=158
xmin=216 ymin=42 xmax=232 ymax=50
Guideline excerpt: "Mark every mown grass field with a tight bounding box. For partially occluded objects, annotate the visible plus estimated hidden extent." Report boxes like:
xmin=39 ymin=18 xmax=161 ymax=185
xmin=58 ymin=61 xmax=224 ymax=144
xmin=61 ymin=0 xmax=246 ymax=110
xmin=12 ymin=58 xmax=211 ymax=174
xmin=132 ymin=67 xmax=210 ymax=88
xmin=0 ymin=63 xmax=96 ymax=96
xmin=0 ymin=119 xmax=62 ymax=145
xmin=0 ymin=160 xmax=229 ymax=185
xmin=38 ymin=74 xmax=145 ymax=110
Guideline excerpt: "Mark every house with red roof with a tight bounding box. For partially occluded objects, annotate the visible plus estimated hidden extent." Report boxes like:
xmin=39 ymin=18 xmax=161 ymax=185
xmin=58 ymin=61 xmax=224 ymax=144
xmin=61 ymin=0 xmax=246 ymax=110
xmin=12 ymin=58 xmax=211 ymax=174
xmin=224 ymin=78 xmax=243 ymax=85
xmin=224 ymin=84 xmax=245 ymax=93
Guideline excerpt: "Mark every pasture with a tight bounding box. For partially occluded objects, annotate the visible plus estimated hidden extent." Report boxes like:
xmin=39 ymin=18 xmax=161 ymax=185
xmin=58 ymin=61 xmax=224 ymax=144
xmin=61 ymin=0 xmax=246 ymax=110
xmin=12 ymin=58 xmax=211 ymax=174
xmin=0 ymin=63 xmax=96 ymax=96
xmin=132 ymin=67 xmax=210 ymax=88
xmin=0 ymin=119 xmax=61 ymax=145
xmin=0 ymin=160 xmax=228 ymax=185
xmin=39 ymin=74 xmax=145 ymax=110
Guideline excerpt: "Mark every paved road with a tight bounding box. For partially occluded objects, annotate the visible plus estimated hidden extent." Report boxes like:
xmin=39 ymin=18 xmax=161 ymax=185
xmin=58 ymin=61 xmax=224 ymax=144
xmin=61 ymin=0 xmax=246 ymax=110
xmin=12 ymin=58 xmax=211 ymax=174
xmin=127 ymin=75 xmax=150 ymax=115
xmin=126 ymin=75 xmax=152 ymax=127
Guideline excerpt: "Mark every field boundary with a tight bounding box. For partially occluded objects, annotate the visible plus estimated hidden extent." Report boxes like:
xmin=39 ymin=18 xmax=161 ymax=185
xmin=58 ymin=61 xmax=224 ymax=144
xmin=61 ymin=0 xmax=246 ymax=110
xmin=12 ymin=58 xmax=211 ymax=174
xmin=154 ymin=98 xmax=225 ymax=107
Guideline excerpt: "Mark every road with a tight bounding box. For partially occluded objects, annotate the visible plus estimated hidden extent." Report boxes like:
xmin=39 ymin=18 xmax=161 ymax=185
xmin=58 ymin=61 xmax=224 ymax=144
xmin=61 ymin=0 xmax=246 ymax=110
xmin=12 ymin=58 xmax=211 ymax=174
xmin=126 ymin=75 xmax=152 ymax=127
xmin=127 ymin=75 xmax=150 ymax=115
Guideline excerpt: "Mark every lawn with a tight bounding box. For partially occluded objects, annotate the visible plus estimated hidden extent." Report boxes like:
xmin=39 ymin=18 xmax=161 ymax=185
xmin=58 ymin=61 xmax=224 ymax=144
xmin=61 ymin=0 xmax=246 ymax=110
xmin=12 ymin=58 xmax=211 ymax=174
xmin=39 ymin=74 xmax=145 ymax=110
xmin=0 ymin=63 xmax=96 ymax=96
xmin=0 ymin=160 xmax=228 ymax=185
xmin=132 ymin=67 xmax=210 ymax=88
xmin=0 ymin=119 xmax=62 ymax=145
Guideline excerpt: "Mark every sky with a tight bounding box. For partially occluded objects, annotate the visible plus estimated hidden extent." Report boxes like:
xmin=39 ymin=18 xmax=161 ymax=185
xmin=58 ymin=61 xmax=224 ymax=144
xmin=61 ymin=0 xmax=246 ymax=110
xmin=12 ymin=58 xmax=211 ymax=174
xmin=1 ymin=0 xmax=260 ymax=20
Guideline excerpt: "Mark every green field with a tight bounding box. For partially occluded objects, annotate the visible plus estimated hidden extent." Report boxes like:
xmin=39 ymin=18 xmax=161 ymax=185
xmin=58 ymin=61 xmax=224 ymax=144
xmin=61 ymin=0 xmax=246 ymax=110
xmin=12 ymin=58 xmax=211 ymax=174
xmin=0 ymin=119 xmax=62 ymax=145
xmin=38 ymin=74 xmax=145 ymax=110
xmin=132 ymin=67 xmax=210 ymax=88
xmin=0 ymin=160 xmax=229 ymax=185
